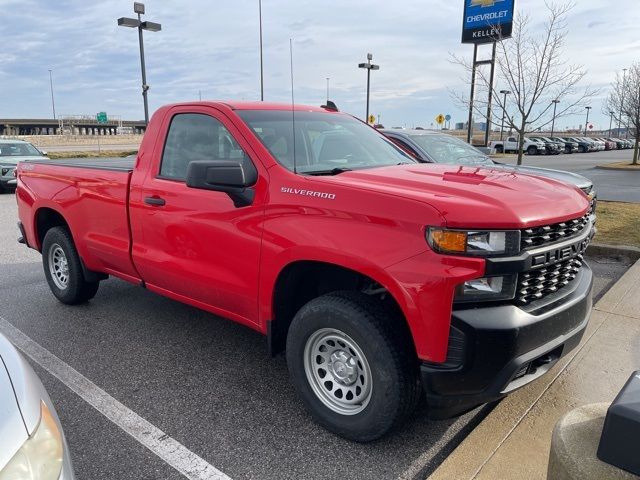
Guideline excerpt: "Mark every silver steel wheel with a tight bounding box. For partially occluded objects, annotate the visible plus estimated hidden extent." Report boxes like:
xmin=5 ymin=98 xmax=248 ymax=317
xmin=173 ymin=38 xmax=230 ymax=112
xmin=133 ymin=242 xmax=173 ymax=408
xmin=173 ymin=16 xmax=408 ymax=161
xmin=48 ymin=244 xmax=69 ymax=290
xmin=303 ymin=328 xmax=373 ymax=415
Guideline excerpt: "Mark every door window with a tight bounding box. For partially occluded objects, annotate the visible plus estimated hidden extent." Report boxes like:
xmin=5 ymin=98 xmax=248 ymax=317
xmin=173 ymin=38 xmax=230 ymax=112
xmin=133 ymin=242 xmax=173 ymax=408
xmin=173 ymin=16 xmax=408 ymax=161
xmin=160 ymin=113 xmax=252 ymax=180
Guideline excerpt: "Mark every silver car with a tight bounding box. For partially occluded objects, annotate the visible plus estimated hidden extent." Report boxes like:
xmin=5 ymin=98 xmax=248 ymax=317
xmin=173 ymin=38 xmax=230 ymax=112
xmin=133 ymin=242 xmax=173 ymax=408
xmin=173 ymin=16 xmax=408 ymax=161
xmin=0 ymin=140 xmax=48 ymax=193
xmin=0 ymin=332 xmax=74 ymax=479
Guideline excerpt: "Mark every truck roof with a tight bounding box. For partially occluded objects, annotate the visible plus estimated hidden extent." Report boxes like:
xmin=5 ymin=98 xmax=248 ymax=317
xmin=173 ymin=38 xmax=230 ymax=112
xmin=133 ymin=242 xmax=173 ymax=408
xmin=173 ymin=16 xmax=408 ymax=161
xmin=161 ymin=101 xmax=332 ymax=113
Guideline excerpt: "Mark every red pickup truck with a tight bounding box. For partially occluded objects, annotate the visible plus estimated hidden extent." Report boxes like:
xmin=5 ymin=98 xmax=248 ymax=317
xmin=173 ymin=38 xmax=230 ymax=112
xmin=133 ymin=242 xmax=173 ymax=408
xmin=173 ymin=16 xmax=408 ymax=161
xmin=16 ymin=101 xmax=595 ymax=441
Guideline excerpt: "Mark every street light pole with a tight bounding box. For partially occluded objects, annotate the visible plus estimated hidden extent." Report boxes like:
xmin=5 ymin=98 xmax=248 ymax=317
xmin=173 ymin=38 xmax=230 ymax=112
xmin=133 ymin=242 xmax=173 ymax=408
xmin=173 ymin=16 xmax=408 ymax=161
xmin=358 ymin=53 xmax=380 ymax=123
xmin=499 ymin=90 xmax=510 ymax=141
xmin=118 ymin=2 xmax=161 ymax=126
xmin=259 ymin=0 xmax=264 ymax=101
xmin=619 ymin=68 xmax=627 ymax=137
xmin=48 ymin=69 xmax=56 ymax=120
xmin=326 ymin=77 xmax=330 ymax=103
xmin=550 ymin=99 xmax=560 ymax=138
xmin=584 ymin=106 xmax=592 ymax=136
xmin=609 ymin=111 xmax=615 ymax=137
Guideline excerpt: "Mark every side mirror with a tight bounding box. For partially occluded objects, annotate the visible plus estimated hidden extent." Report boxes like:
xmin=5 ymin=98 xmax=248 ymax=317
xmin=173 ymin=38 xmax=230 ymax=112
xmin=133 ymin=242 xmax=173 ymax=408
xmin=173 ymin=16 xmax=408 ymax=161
xmin=39 ymin=150 xmax=48 ymax=156
xmin=186 ymin=160 xmax=258 ymax=207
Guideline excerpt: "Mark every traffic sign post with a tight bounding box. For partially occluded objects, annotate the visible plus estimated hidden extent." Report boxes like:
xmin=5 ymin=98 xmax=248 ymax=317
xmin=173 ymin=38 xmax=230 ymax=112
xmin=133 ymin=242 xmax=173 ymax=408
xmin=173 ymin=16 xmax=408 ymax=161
xmin=96 ymin=112 xmax=108 ymax=124
xmin=368 ymin=114 xmax=376 ymax=125
xmin=435 ymin=114 xmax=445 ymax=128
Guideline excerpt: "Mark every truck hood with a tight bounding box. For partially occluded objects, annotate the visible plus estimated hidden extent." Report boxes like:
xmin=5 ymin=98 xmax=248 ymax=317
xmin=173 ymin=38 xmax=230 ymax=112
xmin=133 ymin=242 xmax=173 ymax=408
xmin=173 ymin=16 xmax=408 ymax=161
xmin=319 ymin=163 xmax=589 ymax=229
xmin=0 ymin=155 xmax=47 ymax=167
xmin=489 ymin=164 xmax=592 ymax=190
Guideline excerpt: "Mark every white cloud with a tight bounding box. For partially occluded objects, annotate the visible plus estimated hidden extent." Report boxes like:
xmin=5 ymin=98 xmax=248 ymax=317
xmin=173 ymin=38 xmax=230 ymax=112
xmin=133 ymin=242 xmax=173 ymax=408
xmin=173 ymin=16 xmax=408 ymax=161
xmin=0 ymin=0 xmax=637 ymax=129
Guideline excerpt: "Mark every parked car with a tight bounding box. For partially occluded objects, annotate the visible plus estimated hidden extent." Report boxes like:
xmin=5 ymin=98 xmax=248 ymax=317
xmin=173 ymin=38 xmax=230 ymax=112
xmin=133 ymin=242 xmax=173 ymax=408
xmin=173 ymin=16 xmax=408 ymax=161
xmin=581 ymin=137 xmax=605 ymax=151
xmin=606 ymin=138 xmax=627 ymax=149
xmin=488 ymin=135 xmax=547 ymax=155
xmin=0 ymin=139 xmax=48 ymax=193
xmin=562 ymin=137 xmax=594 ymax=153
xmin=528 ymin=136 xmax=564 ymax=155
xmin=593 ymin=138 xmax=616 ymax=150
xmin=0 ymin=332 xmax=75 ymax=478
xmin=382 ymin=130 xmax=595 ymax=202
xmin=550 ymin=137 xmax=579 ymax=154
xmin=16 ymin=101 xmax=595 ymax=442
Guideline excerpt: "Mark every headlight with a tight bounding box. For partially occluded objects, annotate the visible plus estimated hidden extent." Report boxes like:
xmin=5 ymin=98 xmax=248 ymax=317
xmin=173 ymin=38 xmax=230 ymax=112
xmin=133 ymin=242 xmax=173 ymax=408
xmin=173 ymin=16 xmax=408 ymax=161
xmin=455 ymin=274 xmax=517 ymax=303
xmin=0 ymin=402 xmax=63 ymax=480
xmin=427 ymin=228 xmax=520 ymax=256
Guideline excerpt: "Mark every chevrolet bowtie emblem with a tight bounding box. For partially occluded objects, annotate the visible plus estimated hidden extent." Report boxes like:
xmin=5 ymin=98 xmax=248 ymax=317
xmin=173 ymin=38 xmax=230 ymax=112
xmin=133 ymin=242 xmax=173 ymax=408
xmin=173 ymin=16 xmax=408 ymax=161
xmin=470 ymin=0 xmax=504 ymax=6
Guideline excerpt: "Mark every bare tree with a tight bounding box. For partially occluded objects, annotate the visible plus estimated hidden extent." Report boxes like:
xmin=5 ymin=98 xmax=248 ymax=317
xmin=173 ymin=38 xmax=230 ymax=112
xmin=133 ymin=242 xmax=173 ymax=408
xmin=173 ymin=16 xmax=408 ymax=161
xmin=450 ymin=2 xmax=597 ymax=164
xmin=604 ymin=63 xmax=640 ymax=165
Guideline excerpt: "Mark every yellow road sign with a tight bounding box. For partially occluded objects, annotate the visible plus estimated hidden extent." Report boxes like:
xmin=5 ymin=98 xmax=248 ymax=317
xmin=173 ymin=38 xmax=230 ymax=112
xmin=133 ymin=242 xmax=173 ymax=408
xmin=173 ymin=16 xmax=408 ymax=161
xmin=435 ymin=114 xmax=445 ymax=125
xmin=368 ymin=114 xmax=376 ymax=124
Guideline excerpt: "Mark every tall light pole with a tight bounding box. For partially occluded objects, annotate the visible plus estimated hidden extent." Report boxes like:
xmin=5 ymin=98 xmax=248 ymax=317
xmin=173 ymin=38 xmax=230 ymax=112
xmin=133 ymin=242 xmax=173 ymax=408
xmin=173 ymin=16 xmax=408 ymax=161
xmin=584 ymin=106 xmax=592 ymax=135
xmin=48 ymin=69 xmax=56 ymax=120
xmin=358 ymin=53 xmax=379 ymax=123
xmin=259 ymin=0 xmax=264 ymax=101
xmin=118 ymin=2 xmax=161 ymax=125
xmin=618 ymin=68 xmax=627 ymax=137
xmin=499 ymin=90 xmax=510 ymax=140
xmin=326 ymin=77 xmax=330 ymax=103
xmin=608 ymin=111 xmax=615 ymax=137
xmin=550 ymin=99 xmax=560 ymax=138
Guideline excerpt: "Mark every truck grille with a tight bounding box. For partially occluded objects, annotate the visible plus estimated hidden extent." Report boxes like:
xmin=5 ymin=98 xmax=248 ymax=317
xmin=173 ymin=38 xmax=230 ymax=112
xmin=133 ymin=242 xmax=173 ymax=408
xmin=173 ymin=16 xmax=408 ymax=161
xmin=516 ymin=255 xmax=584 ymax=305
xmin=520 ymin=213 xmax=591 ymax=250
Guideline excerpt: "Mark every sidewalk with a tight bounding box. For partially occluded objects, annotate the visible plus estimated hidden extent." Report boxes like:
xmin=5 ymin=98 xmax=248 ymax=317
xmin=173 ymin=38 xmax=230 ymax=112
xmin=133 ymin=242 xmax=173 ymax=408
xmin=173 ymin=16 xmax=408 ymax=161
xmin=429 ymin=258 xmax=640 ymax=480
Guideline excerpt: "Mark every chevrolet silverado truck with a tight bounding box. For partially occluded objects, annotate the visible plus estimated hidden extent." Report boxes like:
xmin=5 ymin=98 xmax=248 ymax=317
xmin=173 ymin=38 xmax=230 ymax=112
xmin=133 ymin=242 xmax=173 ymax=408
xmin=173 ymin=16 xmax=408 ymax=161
xmin=15 ymin=101 xmax=595 ymax=442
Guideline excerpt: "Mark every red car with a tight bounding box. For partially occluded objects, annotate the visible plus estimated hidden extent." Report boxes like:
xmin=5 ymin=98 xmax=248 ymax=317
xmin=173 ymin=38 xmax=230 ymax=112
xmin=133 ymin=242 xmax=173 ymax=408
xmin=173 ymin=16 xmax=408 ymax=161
xmin=16 ymin=101 xmax=594 ymax=441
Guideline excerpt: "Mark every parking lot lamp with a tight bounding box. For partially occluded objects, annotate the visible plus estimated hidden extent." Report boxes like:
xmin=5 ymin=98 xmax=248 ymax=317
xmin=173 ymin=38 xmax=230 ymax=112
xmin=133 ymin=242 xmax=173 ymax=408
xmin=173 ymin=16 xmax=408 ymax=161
xmin=118 ymin=2 xmax=162 ymax=125
xmin=499 ymin=90 xmax=510 ymax=140
xmin=48 ymin=69 xmax=57 ymax=120
xmin=550 ymin=99 xmax=560 ymax=138
xmin=584 ymin=106 xmax=592 ymax=135
xmin=609 ymin=111 xmax=615 ymax=137
xmin=358 ymin=53 xmax=380 ymax=122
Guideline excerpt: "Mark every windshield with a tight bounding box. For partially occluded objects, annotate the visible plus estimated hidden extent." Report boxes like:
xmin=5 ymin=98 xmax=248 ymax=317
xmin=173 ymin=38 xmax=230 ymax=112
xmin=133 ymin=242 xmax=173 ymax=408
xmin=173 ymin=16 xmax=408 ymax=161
xmin=237 ymin=110 xmax=414 ymax=174
xmin=0 ymin=142 xmax=41 ymax=157
xmin=408 ymin=134 xmax=493 ymax=165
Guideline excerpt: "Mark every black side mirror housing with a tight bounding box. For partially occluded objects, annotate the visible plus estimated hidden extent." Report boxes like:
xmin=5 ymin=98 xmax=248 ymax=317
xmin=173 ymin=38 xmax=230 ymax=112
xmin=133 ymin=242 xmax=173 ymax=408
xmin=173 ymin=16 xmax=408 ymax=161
xmin=186 ymin=160 xmax=258 ymax=207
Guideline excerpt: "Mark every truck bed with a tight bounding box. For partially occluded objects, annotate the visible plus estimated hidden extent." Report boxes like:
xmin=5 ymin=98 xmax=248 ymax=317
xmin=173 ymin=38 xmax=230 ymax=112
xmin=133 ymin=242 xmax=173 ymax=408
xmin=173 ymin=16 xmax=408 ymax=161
xmin=23 ymin=156 xmax=135 ymax=172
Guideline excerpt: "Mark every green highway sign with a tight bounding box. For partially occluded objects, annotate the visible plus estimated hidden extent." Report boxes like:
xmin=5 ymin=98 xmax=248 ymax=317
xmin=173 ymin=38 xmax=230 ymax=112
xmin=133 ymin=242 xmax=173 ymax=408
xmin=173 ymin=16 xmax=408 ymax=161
xmin=96 ymin=112 xmax=108 ymax=124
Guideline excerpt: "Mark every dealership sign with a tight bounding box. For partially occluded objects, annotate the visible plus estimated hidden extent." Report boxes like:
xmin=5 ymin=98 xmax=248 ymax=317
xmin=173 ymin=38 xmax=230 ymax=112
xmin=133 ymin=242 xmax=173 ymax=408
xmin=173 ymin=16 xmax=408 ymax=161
xmin=462 ymin=0 xmax=515 ymax=44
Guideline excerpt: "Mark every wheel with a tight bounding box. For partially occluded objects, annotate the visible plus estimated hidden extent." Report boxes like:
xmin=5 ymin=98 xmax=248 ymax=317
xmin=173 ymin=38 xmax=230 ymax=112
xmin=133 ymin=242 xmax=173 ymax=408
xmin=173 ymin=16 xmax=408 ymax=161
xmin=42 ymin=227 xmax=100 ymax=305
xmin=578 ymin=145 xmax=586 ymax=153
xmin=527 ymin=146 xmax=537 ymax=155
xmin=286 ymin=291 xmax=420 ymax=442
xmin=495 ymin=145 xmax=504 ymax=154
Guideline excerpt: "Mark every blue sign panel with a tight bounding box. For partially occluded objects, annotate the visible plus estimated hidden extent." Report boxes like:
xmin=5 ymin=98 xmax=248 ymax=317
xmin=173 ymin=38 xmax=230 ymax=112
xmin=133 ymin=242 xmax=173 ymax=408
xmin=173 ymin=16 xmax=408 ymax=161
xmin=462 ymin=0 xmax=515 ymax=44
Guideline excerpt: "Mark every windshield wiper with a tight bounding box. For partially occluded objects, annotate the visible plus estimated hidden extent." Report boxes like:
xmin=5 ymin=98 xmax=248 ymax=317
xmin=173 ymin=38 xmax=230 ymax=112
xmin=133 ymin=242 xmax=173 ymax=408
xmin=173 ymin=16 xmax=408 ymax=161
xmin=305 ymin=167 xmax=353 ymax=176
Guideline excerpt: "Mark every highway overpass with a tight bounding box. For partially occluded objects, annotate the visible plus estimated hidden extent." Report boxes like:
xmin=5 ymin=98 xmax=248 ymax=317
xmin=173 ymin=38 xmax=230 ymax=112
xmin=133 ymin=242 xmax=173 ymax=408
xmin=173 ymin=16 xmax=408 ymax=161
xmin=0 ymin=116 xmax=147 ymax=136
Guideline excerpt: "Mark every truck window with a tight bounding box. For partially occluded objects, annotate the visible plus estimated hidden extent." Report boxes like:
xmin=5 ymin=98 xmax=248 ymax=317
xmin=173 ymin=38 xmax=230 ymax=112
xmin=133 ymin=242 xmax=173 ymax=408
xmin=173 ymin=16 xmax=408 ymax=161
xmin=160 ymin=113 xmax=252 ymax=181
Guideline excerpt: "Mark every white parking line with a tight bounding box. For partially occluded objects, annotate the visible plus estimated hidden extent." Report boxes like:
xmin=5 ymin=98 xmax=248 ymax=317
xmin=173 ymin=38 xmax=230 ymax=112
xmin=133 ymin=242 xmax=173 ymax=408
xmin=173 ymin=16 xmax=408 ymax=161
xmin=0 ymin=316 xmax=232 ymax=480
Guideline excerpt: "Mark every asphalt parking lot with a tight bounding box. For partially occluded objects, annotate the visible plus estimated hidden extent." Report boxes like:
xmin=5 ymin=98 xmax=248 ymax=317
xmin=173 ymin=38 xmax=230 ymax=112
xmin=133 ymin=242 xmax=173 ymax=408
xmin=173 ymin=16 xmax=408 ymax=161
xmin=501 ymin=148 xmax=640 ymax=203
xmin=0 ymin=186 xmax=633 ymax=480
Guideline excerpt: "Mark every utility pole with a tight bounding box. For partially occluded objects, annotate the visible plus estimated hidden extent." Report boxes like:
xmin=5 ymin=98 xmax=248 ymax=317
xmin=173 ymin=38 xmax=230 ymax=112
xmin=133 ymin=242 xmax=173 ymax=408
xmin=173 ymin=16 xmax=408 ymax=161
xmin=499 ymin=90 xmax=510 ymax=141
xmin=608 ymin=111 xmax=615 ymax=137
xmin=619 ymin=68 xmax=627 ymax=137
xmin=550 ymin=99 xmax=560 ymax=137
xmin=259 ymin=0 xmax=264 ymax=101
xmin=584 ymin=106 xmax=592 ymax=135
xmin=326 ymin=77 xmax=330 ymax=103
xmin=48 ymin=69 xmax=56 ymax=120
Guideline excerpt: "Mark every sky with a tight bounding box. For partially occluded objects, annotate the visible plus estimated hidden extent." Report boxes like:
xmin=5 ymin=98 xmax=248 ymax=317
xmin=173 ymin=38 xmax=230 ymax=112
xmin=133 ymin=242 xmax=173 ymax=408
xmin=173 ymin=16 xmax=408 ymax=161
xmin=0 ymin=0 xmax=638 ymax=130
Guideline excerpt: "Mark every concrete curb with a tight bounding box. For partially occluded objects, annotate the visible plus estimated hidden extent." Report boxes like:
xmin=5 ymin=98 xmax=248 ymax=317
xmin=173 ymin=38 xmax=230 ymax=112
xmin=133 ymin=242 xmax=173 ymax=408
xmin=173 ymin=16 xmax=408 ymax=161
xmin=587 ymin=243 xmax=640 ymax=261
xmin=428 ymin=258 xmax=640 ymax=480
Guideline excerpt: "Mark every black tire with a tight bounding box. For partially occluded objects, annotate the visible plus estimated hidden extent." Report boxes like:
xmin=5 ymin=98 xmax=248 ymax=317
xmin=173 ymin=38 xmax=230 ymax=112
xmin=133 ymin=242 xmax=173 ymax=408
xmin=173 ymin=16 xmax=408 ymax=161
xmin=579 ymin=145 xmax=586 ymax=153
xmin=527 ymin=146 xmax=537 ymax=155
xmin=286 ymin=291 xmax=420 ymax=442
xmin=42 ymin=227 xmax=100 ymax=305
xmin=495 ymin=145 xmax=504 ymax=154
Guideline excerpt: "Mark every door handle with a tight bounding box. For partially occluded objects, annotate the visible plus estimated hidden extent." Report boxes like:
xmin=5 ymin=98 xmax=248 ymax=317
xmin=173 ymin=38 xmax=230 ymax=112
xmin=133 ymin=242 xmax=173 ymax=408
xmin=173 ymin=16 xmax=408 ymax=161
xmin=144 ymin=196 xmax=166 ymax=206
